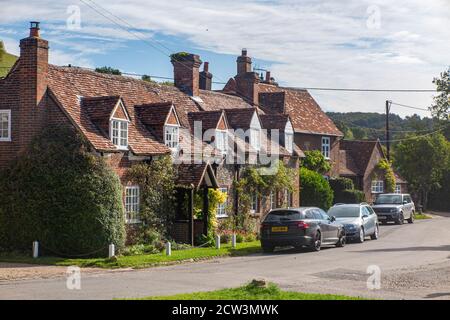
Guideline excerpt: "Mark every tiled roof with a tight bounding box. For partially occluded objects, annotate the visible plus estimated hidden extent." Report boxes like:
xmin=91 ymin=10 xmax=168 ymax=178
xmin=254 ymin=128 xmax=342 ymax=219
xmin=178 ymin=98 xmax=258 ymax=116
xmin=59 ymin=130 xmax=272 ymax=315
xmin=135 ymin=102 xmax=174 ymax=141
xmin=225 ymin=108 xmax=258 ymax=130
xmin=188 ymin=110 xmax=224 ymax=132
xmin=259 ymin=114 xmax=290 ymax=131
xmin=339 ymin=140 xmax=380 ymax=176
xmin=198 ymin=89 xmax=250 ymax=111
xmin=176 ymin=163 xmax=219 ymax=189
xmin=47 ymin=65 xmax=170 ymax=155
xmin=258 ymin=83 xmax=343 ymax=136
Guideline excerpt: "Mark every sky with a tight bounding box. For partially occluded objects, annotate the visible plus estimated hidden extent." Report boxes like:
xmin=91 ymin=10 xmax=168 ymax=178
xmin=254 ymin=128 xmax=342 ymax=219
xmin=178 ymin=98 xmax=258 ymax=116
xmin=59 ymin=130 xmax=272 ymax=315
xmin=0 ymin=0 xmax=448 ymax=118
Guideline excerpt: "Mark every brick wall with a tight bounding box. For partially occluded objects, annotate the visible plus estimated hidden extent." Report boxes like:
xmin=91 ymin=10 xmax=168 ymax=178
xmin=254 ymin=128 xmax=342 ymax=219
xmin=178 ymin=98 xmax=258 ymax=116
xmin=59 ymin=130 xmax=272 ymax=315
xmin=294 ymin=133 xmax=340 ymax=176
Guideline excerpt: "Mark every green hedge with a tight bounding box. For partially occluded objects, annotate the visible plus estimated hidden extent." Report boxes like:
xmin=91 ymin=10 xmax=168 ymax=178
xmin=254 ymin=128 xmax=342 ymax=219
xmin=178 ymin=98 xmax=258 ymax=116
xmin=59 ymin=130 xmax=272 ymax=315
xmin=329 ymin=177 xmax=366 ymax=204
xmin=338 ymin=190 xmax=366 ymax=204
xmin=0 ymin=126 xmax=125 ymax=256
xmin=300 ymin=168 xmax=333 ymax=210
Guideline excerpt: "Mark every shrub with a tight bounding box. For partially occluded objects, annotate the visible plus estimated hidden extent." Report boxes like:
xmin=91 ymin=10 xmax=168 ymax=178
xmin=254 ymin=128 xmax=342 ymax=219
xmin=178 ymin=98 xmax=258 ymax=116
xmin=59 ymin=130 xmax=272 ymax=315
xmin=121 ymin=244 xmax=161 ymax=256
xmin=301 ymin=150 xmax=331 ymax=174
xmin=299 ymin=167 xmax=333 ymax=210
xmin=0 ymin=126 xmax=125 ymax=256
xmin=339 ymin=190 xmax=366 ymax=204
xmin=244 ymin=234 xmax=256 ymax=242
xmin=236 ymin=234 xmax=244 ymax=243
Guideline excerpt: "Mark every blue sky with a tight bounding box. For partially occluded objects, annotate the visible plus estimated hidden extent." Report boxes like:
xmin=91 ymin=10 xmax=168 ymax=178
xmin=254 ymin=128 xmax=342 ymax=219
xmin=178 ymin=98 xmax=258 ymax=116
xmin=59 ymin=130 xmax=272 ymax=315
xmin=0 ymin=0 xmax=449 ymax=118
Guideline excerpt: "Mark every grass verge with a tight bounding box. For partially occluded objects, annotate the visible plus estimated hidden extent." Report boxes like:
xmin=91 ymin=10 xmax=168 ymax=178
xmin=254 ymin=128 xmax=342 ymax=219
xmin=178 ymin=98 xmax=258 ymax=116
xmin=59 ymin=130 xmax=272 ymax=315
xmin=0 ymin=241 xmax=261 ymax=269
xmin=415 ymin=213 xmax=432 ymax=220
xmin=133 ymin=281 xmax=365 ymax=300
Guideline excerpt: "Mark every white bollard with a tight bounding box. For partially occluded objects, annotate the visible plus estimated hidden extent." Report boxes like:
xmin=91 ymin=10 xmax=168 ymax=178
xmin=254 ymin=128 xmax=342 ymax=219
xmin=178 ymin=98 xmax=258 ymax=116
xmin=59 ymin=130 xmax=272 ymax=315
xmin=231 ymin=234 xmax=237 ymax=248
xmin=215 ymin=235 xmax=221 ymax=249
xmin=108 ymin=244 xmax=115 ymax=258
xmin=165 ymin=242 xmax=172 ymax=256
xmin=32 ymin=241 xmax=39 ymax=258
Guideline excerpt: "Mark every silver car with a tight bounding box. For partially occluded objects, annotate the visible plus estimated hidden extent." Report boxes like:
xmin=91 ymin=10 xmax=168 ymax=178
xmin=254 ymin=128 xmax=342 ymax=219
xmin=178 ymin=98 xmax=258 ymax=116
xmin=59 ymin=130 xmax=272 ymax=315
xmin=328 ymin=203 xmax=379 ymax=243
xmin=372 ymin=194 xmax=415 ymax=225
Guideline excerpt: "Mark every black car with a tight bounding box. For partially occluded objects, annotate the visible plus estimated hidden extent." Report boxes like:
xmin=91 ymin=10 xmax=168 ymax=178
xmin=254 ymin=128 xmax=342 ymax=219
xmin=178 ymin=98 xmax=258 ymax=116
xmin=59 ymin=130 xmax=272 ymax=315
xmin=260 ymin=207 xmax=346 ymax=253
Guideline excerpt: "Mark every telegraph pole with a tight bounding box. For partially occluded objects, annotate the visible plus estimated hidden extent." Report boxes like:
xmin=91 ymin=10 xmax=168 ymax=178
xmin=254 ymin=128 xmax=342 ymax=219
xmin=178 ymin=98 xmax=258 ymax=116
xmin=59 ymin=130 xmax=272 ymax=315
xmin=385 ymin=100 xmax=392 ymax=161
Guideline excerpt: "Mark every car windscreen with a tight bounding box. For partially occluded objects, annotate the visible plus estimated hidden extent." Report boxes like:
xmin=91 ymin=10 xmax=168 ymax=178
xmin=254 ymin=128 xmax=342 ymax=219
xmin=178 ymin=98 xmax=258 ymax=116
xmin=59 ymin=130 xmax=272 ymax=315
xmin=264 ymin=210 xmax=303 ymax=222
xmin=328 ymin=206 xmax=360 ymax=218
xmin=374 ymin=195 xmax=402 ymax=204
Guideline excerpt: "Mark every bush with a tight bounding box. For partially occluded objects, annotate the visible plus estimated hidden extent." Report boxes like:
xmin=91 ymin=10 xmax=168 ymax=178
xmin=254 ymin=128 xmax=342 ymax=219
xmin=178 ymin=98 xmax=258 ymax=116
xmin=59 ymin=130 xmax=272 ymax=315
xmin=244 ymin=234 xmax=256 ymax=242
xmin=329 ymin=177 xmax=354 ymax=193
xmin=299 ymin=168 xmax=333 ymax=210
xmin=0 ymin=126 xmax=125 ymax=256
xmin=121 ymin=244 xmax=161 ymax=256
xmin=236 ymin=234 xmax=244 ymax=243
xmin=339 ymin=190 xmax=366 ymax=204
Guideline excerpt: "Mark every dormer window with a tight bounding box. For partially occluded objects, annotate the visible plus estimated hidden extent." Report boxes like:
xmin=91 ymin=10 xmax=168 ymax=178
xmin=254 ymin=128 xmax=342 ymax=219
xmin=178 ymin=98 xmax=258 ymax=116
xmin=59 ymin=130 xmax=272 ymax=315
xmin=164 ymin=124 xmax=179 ymax=150
xmin=215 ymin=129 xmax=227 ymax=154
xmin=284 ymin=120 xmax=294 ymax=153
xmin=250 ymin=128 xmax=261 ymax=151
xmin=249 ymin=111 xmax=261 ymax=151
xmin=111 ymin=119 xmax=128 ymax=149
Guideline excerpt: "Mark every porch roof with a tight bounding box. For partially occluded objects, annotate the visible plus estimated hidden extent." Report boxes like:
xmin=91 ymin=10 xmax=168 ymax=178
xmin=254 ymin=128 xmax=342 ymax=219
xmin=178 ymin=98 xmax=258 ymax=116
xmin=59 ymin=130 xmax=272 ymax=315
xmin=176 ymin=162 xmax=219 ymax=189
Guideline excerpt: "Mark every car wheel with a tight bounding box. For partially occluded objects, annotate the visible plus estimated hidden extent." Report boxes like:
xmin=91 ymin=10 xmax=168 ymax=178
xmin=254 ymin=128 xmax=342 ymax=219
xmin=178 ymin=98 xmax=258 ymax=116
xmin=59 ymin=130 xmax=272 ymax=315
xmin=336 ymin=233 xmax=346 ymax=247
xmin=396 ymin=213 xmax=404 ymax=225
xmin=407 ymin=212 xmax=414 ymax=224
xmin=370 ymin=225 xmax=379 ymax=240
xmin=357 ymin=228 xmax=365 ymax=243
xmin=309 ymin=231 xmax=321 ymax=252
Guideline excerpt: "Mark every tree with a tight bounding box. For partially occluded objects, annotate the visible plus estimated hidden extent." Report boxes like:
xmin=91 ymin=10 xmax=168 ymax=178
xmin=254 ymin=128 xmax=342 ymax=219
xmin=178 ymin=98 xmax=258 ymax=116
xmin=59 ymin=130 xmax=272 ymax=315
xmin=0 ymin=126 xmax=125 ymax=256
xmin=95 ymin=66 xmax=122 ymax=75
xmin=301 ymin=150 xmax=331 ymax=174
xmin=394 ymin=133 xmax=450 ymax=210
xmin=299 ymin=167 xmax=333 ymax=210
xmin=431 ymin=69 xmax=449 ymax=121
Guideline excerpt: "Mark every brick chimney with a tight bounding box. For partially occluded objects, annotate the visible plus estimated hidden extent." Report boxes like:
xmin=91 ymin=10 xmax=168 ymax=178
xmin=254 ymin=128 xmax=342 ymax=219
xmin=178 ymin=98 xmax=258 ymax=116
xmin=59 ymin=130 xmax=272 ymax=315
xmin=237 ymin=49 xmax=252 ymax=75
xmin=199 ymin=62 xmax=213 ymax=91
xmin=171 ymin=52 xmax=202 ymax=97
xmin=234 ymin=49 xmax=259 ymax=105
xmin=19 ymin=21 xmax=49 ymax=149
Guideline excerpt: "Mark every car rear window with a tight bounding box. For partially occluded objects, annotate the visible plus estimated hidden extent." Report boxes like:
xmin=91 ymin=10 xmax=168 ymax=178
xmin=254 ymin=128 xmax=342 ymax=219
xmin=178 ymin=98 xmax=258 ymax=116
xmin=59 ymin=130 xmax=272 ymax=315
xmin=264 ymin=210 xmax=303 ymax=222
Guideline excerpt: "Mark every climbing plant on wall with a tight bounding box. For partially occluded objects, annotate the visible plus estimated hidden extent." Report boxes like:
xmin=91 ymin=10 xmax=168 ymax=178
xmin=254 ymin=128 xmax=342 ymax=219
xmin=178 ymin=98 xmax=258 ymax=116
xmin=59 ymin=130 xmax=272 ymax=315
xmin=376 ymin=159 xmax=396 ymax=193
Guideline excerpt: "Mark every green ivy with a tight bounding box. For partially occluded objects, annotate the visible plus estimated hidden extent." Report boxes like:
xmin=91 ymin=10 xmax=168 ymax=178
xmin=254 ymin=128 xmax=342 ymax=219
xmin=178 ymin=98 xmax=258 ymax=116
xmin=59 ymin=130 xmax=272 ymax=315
xmin=376 ymin=159 xmax=396 ymax=193
xmin=126 ymin=156 xmax=177 ymax=242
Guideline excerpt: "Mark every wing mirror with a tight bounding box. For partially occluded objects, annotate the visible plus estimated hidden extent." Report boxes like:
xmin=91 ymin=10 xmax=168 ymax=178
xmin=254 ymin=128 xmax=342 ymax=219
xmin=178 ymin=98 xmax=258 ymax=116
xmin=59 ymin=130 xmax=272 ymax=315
xmin=403 ymin=200 xmax=408 ymax=205
xmin=362 ymin=214 xmax=369 ymax=219
xmin=330 ymin=216 xmax=336 ymax=222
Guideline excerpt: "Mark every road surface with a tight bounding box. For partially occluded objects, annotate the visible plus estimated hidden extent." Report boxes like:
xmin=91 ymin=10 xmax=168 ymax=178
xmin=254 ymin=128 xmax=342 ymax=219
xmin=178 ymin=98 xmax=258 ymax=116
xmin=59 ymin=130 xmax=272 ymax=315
xmin=1 ymin=214 xmax=450 ymax=300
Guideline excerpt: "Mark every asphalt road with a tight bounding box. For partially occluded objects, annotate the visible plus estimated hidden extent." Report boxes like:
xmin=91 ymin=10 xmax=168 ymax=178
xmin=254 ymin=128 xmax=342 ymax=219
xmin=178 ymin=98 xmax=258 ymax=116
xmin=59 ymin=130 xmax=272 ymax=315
xmin=1 ymin=215 xmax=450 ymax=300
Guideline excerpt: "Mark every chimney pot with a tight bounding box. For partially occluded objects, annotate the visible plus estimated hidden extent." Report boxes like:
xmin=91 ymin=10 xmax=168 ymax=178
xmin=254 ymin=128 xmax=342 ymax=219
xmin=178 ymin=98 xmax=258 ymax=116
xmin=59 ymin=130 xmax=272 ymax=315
xmin=242 ymin=48 xmax=247 ymax=56
xmin=199 ymin=62 xmax=213 ymax=91
xmin=265 ymin=71 xmax=271 ymax=83
xmin=29 ymin=21 xmax=40 ymax=38
xmin=204 ymin=61 xmax=209 ymax=72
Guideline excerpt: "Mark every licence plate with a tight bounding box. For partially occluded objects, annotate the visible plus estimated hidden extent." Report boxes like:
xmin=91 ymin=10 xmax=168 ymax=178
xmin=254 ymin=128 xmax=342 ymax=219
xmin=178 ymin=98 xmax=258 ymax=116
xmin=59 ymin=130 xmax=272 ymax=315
xmin=378 ymin=216 xmax=387 ymax=220
xmin=271 ymin=226 xmax=288 ymax=232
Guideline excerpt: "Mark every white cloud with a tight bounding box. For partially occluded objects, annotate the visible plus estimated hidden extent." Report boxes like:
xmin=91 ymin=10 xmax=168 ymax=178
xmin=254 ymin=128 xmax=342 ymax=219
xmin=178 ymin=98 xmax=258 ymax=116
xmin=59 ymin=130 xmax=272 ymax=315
xmin=0 ymin=0 xmax=448 ymax=117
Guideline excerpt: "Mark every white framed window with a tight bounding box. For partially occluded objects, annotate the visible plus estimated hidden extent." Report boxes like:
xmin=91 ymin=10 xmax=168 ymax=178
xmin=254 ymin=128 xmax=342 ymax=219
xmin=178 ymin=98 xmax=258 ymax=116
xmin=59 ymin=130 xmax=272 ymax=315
xmin=216 ymin=187 xmax=228 ymax=218
xmin=250 ymin=128 xmax=261 ymax=151
xmin=284 ymin=189 xmax=293 ymax=207
xmin=395 ymin=184 xmax=401 ymax=194
xmin=215 ymin=130 xmax=227 ymax=154
xmin=269 ymin=191 xmax=275 ymax=210
xmin=251 ymin=193 xmax=259 ymax=213
xmin=371 ymin=180 xmax=384 ymax=193
xmin=0 ymin=110 xmax=11 ymax=141
xmin=164 ymin=125 xmax=179 ymax=150
xmin=285 ymin=132 xmax=293 ymax=153
xmin=125 ymin=186 xmax=140 ymax=224
xmin=321 ymin=136 xmax=330 ymax=159
xmin=111 ymin=119 xmax=128 ymax=149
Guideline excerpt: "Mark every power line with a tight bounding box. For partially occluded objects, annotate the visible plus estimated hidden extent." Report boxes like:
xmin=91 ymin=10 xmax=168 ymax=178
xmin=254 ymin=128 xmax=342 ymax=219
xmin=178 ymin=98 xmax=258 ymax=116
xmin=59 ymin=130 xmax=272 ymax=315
xmin=285 ymin=86 xmax=435 ymax=93
xmin=390 ymin=101 xmax=430 ymax=111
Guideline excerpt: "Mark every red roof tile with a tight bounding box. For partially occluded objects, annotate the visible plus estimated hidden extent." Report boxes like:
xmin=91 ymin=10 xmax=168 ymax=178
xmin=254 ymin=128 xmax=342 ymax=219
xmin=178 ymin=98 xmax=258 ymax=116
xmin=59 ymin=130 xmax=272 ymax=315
xmin=258 ymin=84 xmax=343 ymax=137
